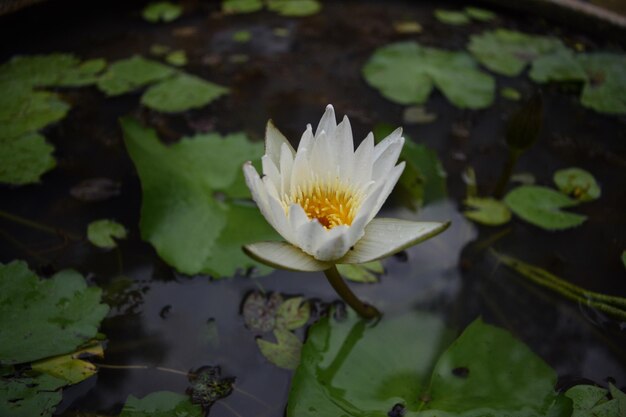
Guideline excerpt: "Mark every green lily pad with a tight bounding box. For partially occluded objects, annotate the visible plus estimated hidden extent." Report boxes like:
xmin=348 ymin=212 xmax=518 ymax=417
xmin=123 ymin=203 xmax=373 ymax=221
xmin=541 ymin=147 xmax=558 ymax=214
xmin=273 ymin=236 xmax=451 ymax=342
xmin=141 ymin=73 xmax=228 ymax=113
xmin=97 ymin=56 xmax=175 ymax=96
xmin=257 ymin=328 xmax=302 ymax=370
xmin=609 ymin=383 xmax=626 ymax=416
xmin=434 ymin=9 xmax=470 ymax=25
xmin=0 ymin=54 xmax=106 ymax=88
xmin=553 ymin=167 xmax=600 ymax=202
xmin=363 ymin=41 xmax=495 ymax=109
xmin=165 ymin=50 xmax=187 ymax=66
xmin=121 ymin=118 xmax=279 ymax=277
xmin=0 ymin=133 xmax=56 ymax=185
xmin=529 ymin=49 xmax=588 ymax=83
xmin=222 ymin=0 xmax=263 ymax=14
xmin=463 ymin=197 xmax=512 ymax=226
xmin=0 ymin=84 xmax=70 ymax=140
xmin=501 ymin=87 xmax=522 ymax=100
xmin=464 ymin=6 xmax=496 ymax=21
xmin=233 ymin=30 xmax=252 ymax=43
xmin=267 ymin=0 xmax=321 ymax=16
xmin=0 ymin=373 xmax=65 ymax=417
xmin=577 ymin=53 xmax=626 ymax=114
xmin=468 ymin=29 xmax=567 ymax=76
xmin=288 ymin=313 xmax=568 ymax=416
xmin=0 ymin=261 xmax=109 ymax=365
xmin=622 ymin=251 xmax=626 ymax=271
xmin=337 ymin=261 xmax=384 ymax=283
xmin=565 ymin=385 xmax=622 ymax=417
xmin=119 ymin=391 xmax=203 ymax=417
xmin=142 ymin=2 xmax=183 ymax=23
xmin=31 ymin=341 xmax=103 ymax=384
xmin=504 ymin=185 xmax=587 ymax=231
xmin=87 ymin=219 xmax=128 ymax=249
xmin=403 ymin=106 xmax=437 ymax=124
xmin=276 ymin=297 xmax=310 ymax=330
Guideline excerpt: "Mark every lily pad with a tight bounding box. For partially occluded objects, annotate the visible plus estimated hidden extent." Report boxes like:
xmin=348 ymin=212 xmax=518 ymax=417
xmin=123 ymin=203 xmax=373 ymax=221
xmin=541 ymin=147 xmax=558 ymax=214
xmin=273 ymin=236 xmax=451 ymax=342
xmin=363 ymin=41 xmax=495 ymax=109
xmin=0 ymin=133 xmax=56 ymax=185
xmin=464 ymin=6 xmax=496 ymax=21
xmin=463 ymin=197 xmax=512 ymax=226
xmin=468 ymin=29 xmax=567 ymax=76
xmin=257 ymin=328 xmax=302 ymax=370
xmin=222 ymin=0 xmax=263 ymax=14
xmin=276 ymin=297 xmax=310 ymax=330
xmin=501 ymin=87 xmax=521 ymax=100
xmin=267 ymin=0 xmax=321 ymax=16
xmin=119 ymin=391 xmax=203 ymax=417
xmin=233 ymin=30 xmax=252 ymax=43
xmin=165 ymin=50 xmax=187 ymax=66
xmin=504 ymin=185 xmax=587 ymax=231
xmin=187 ymin=366 xmax=234 ymax=409
xmin=142 ymin=2 xmax=182 ymax=23
xmin=121 ymin=118 xmax=280 ymax=277
xmin=243 ymin=292 xmax=283 ymax=332
xmin=565 ymin=384 xmax=622 ymax=417
xmin=141 ymin=73 xmax=228 ymax=113
xmin=288 ymin=313 xmax=568 ymax=416
xmin=337 ymin=261 xmax=384 ymax=283
xmin=87 ymin=219 xmax=128 ymax=249
xmin=97 ymin=56 xmax=175 ymax=96
xmin=529 ymin=49 xmax=588 ymax=83
xmin=31 ymin=341 xmax=103 ymax=384
xmin=0 ymin=373 xmax=65 ymax=417
xmin=0 ymin=84 xmax=70 ymax=140
xmin=577 ymin=53 xmax=626 ymax=114
xmin=0 ymin=53 xmax=106 ymax=87
xmin=434 ymin=9 xmax=470 ymax=25
xmin=553 ymin=167 xmax=600 ymax=202
xmin=0 ymin=260 xmax=109 ymax=365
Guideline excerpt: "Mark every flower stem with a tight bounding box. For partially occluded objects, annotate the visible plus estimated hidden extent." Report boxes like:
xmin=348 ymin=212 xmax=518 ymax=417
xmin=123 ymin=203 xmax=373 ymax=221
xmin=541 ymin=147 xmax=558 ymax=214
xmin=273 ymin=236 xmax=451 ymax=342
xmin=323 ymin=265 xmax=380 ymax=319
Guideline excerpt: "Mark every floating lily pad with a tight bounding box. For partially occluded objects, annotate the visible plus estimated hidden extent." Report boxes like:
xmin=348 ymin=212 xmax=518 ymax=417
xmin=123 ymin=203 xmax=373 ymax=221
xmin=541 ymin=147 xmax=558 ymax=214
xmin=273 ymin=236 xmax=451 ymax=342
xmin=434 ymin=9 xmax=470 ymax=25
xmin=257 ymin=328 xmax=302 ymax=370
xmin=0 ymin=133 xmax=56 ymax=185
xmin=243 ymin=292 xmax=283 ymax=332
xmin=119 ymin=391 xmax=203 ymax=417
xmin=0 ymin=54 xmax=106 ymax=88
xmin=393 ymin=21 xmax=423 ymax=34
xmin=97 ymin=56 xmax=175 ymax=96
xmin=501 ymin=87 xmax=522 ymax=100
xmin=469 ymin=29 xmax=567 ymax=76
xmin=121 ymin=118 xmax=279 ymax=277
xmin=337 ymin=261 xmax=384 ymax=283
xmin=553 ymin=167 xmax=600 ymax=202
xmin=275 ymin=297 xmax=310 ymax=330
xmin=141 ymin=73 xmax=228 ymax=113
xmin=70 ymin=177 xmax=121 ymax=202
xmin=403 ymin=106 xmax=437 ymax=124
xmin=363 ymin=42 xmax=495 ymax=109
xmin=267 ymin=0 xmax=321 ymax=16
xmin=463 ymin=197 xmax=512 ymax=226
xmin=529 ymin=49 xmax=588 ymax=83
xmin=222 ymin=0 xmax=263 ymax=14
xmin=577 ymin=53 xmax=626 ymax=114
xmin=31 ymin=341 xmax=103 ymax=384
xmin=87 ymin=219 xmax=128 ymax=249
xmin=187 ymin=366 xmax=234 ymax=409
xmin=0 ymin=373 xmax=65 ymax=417
xmin=0 ymin=261 xmax=109 ymax=365
xmin=565 ymin=384 xmax=622 ymax=417
xmin=504 ymin=185 xmax=587 ymax=231
xmin=142 ymin=2 xmax=183 ymax=23
xmin=165 ymin=50 xmax=187 ymax=66
xmin=288 ymin=313 xmax=568 ymax=416
xmin=233 ymin=30 xmax=252 ymax=43
xmin=0 ymin=84 xmax=70 ymax=140
xmin=464 ymin=6 xmax=496 ymax=21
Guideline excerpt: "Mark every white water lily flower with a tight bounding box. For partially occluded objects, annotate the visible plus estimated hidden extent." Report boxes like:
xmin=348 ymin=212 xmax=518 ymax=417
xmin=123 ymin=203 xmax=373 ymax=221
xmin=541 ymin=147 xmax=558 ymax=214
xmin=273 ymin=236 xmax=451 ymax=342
xmin=243 ymin=105 xmax=449 ymax=272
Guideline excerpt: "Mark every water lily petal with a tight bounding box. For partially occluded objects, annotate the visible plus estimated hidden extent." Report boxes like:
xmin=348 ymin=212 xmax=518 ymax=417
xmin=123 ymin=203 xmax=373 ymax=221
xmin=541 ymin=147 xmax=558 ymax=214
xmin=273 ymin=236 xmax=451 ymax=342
xmin=309 ymin=130 xmax=336 ymax=180
xmin=372 ymin=136 xmax=404 ymax=181
xmin=340 ymin=218 xmax=450 ymax=264
xmin=294 ymin=217 xmax=329 ymax=258
xmin=288 ymin=203 xmax=309 ymax=232
xmin=261 ymin=155 xmax=280 ymax=191
xmin=315 ymin=104 xmax=337 ymax=138
xmin=279 ymin=143 xmax=294 ymax=196
xmin=373 ymin=127 xmax=403 ymax=160
xmin=352 ymin=132 xmax=374 ymax=185
xmin=335 ymin=115 xmax=354 ymax=179
xmin=369 ymin=161 xmax=406 ymax=222
xmin=266 ymin=120 xmax=294 ymax=167
xmin=297 ymin=124 xmax=314 ymax=152
xmin=243 ymin=241 xmax=332 ymax=272
xmin=244 ymin=162 xmax=277 ymax=228
xmin=314 ymin=225 xmax=351 ymax=261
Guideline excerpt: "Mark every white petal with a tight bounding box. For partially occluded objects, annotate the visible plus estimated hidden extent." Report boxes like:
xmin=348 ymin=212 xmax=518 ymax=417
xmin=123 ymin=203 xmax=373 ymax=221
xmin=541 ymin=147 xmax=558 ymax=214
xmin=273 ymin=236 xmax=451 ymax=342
xmin=290 ymin=148 xmax=311 ymax=196
xmin=314 ymin=225 xmax=351 ymax=261
xmin=279 ymin=143 xmax=294 ymax=197
xmin=315 ymin=104 xmax=337 ymax=138
xmin=288 ymin=203 xmax=309 ymax=233
xmin=369 ymin=161 xmax=406 ymax=222
xmin=266 ymin=195 xmax=293 ymax=242
xmin=243 ymin=162 xmax=277 ymax=229
xmin=266 ymin=120 xmax=294 ymax=167
xmin=297 ymin=124 xmax=314 ymax=153
xmin=373 ymin=127 xmax=403 ymax=160
xmin=372 ymin=136 xmax=404 ymax=181
xmin=294 ymin=218 xmax=328 ymax=258
xmin=335 ymin=115 xmax=354 ymax=179
xmin=339 ymin=219 xmax=450 ymax=264
xmin=352 ymin=132 xmax=374 ymax=185
xmin=261 ymin=155 xmax=280 ymax=190
xmin=243 ymin=242 xmax=332 ymax=272
xmin=309 ymin=130 xmax=336 ymax=180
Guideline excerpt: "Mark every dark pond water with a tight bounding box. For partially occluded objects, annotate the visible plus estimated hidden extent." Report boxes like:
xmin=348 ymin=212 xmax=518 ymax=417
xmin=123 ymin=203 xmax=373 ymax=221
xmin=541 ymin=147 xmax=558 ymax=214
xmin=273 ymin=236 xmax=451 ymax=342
xmin=1 ymin=0 xmax=625 ymax=416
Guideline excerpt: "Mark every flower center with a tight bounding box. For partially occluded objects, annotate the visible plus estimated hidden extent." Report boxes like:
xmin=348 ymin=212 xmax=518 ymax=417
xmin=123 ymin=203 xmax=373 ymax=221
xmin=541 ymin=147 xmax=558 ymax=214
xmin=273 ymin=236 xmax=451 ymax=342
xmin=287 ymin=180 xmax=361 ymax=229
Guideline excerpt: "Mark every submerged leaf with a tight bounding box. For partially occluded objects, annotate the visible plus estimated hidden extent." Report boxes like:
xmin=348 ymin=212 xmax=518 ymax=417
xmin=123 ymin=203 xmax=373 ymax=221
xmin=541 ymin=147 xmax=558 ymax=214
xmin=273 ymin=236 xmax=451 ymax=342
xmin=0 ymin=133 xmax=56 ymax=185
xmin=87 ymin=219 xmax=128 ymax=249
xmin=187 ymin=366 xmax=234 ymax=409
xmin=464 ymin=6 xmax=496 ymax=21
xmin=267 ymin=0 xmax=321 ymax=16
xmin=165 ymin=50 xmax=187 ymax=66
xmin=257 ymin=328 xmax=302 ymax=370
xmin=501 ymin=87 xmax=521 ymax=100
xmin=553 ymin=167 xmax=600 ymax=202
xmin=141 ymin=73 xmax=228 ymax=113
xmin=434 ymin=9 xmax=470 ymax=25
xmin=463 ymin=197 xmax=512 ymax=226
xmin=469 ymin=29 xmax=567 ymax=76
xmin=0 ymin=373 xmax=65 ymax=417
xmin=121 ymin=118 xmax=280 ymax=277
xmin=142 ymin=2 xmax=183 ymax=23
xmin=363 ymin=42 xmax=495 ymax=109
xmin=97 ymin=56 xmax=175 ymax=96
xmin=120 ymin=391 xmax=203 ymax=417
xmin=31 ymin=341 xmax=104 ymax=384
xmin=504 ymin=185 xmax=586 ymax=230
xmin=222 ymin=0 xmax=263 ymax=14
xmin=243 ymin=292 xmax=283 ymax=332
xmin=0 ymin=261 xmax=109 ymax=365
